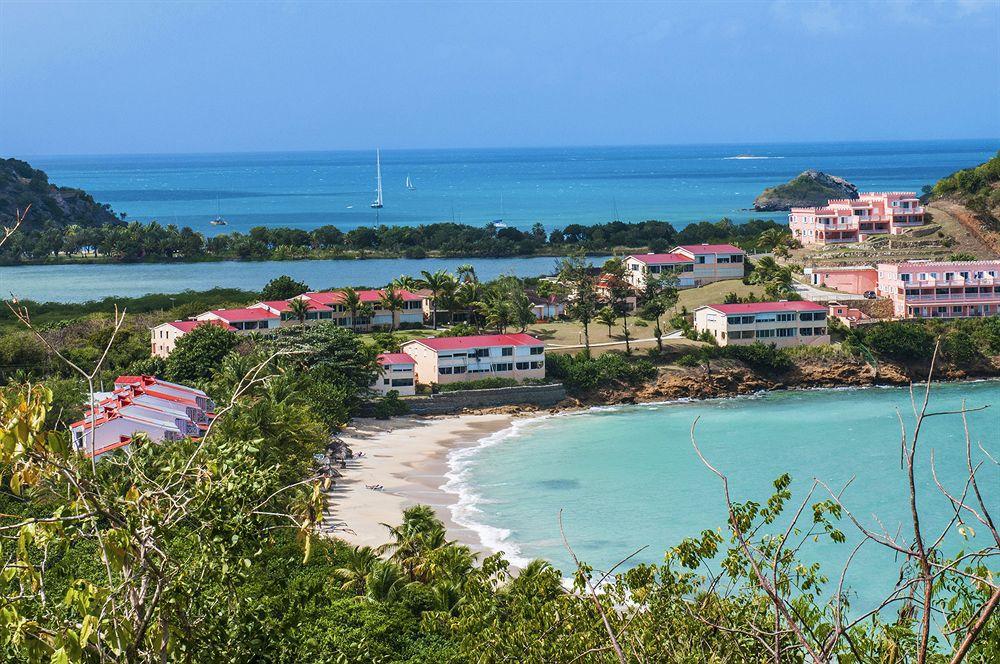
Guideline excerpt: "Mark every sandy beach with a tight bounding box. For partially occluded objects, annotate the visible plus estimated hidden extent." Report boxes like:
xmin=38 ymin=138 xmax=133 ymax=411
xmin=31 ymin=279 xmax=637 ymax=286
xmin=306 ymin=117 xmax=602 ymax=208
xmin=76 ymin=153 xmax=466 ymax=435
xmin=323 ymin=413 xmax=516 ymax=551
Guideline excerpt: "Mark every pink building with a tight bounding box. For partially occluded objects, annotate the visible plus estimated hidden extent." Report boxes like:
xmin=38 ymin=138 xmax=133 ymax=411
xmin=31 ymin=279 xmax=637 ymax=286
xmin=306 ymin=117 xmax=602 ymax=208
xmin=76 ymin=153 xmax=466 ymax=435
xmin=803 ymin=266 xmax=878 ymax=294
xmin=790 ymin=192 xmax=924 ymax=245
xmin=694 ymin=301 xmax=830 ymax=347
xmin=877 ymin=260 xmax=1000 ymax=318
xmin=828 ymin=302 xmax=875 ymax=328
xmin=400 ymin=333 xmax=545 ymax=386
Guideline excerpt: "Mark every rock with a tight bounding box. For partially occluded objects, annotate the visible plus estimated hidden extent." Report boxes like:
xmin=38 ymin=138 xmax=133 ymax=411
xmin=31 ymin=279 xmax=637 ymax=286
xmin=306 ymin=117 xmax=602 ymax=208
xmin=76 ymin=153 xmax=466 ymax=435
xmin=753 ymin=170 xmax=859 ymax=211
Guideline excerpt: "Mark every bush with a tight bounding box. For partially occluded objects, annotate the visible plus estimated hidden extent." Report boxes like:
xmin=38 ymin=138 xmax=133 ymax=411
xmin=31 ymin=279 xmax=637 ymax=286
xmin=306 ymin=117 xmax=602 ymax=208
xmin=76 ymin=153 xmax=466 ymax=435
xmin=372 ymin=390 xmax=409 ymax=418
xmin=718 ymin=343 xmax=793 ymax=374
xmin=437 ymin=323 xmax=478 ymax=337
xmin=863 ymin=321 xmax=936 ymax=364
xmin=261 ymin=274 xmax=309 ymax=301
xmin=438 ymin=377 xmax=519 ymax=392
xmin=547 ymin=351 xmax=657 ymax=392
xmin=675 ymin=353 xmax=702 ymax=368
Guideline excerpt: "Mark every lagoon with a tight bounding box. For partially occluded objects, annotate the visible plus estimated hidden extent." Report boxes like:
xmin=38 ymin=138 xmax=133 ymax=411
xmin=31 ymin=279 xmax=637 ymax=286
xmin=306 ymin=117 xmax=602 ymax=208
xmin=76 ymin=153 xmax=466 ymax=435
xmin=449 ymin=381 xmax=1000 ymax=614
xmin=0 ymin=255 xmax=586 ymax=303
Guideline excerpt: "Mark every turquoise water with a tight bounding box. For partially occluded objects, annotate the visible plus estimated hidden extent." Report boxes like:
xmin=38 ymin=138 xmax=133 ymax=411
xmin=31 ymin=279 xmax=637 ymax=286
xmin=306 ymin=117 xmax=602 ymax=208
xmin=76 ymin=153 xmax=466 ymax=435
xmin=448 ymin=382 xmax=1000 ymax=612
xmin=0 ymin=255 xmax=597 ymax=303
xmin=29 ymin=140 xmax=996 ymax=233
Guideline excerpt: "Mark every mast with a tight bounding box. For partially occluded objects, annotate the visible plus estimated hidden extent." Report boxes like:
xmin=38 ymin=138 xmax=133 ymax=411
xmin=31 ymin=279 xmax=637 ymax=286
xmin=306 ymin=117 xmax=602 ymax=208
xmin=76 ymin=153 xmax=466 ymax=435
xmin=371 ymin=149 xmax=384 ymax=208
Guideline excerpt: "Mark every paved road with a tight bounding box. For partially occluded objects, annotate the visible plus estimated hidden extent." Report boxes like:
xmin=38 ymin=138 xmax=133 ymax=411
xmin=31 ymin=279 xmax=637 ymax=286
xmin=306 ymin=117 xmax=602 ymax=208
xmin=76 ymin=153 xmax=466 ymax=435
xmin=547 ymin=329 xmax=686 ymax=350
xmin=792 ymin=282 xmax=867 ymax=302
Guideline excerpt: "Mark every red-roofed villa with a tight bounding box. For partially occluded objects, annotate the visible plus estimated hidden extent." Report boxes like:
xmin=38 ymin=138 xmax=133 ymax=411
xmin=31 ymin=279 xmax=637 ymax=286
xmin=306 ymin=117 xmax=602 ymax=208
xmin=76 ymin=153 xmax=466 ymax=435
xmin=373 ymin=353 xmax=417 ymax=395
xmin=694 ymin=301 xmax=830 ymax=347
xmin=400 ymin=333 xmax=546 ymax=385
xmin=625 ymin=244 xmax=745 ymax=289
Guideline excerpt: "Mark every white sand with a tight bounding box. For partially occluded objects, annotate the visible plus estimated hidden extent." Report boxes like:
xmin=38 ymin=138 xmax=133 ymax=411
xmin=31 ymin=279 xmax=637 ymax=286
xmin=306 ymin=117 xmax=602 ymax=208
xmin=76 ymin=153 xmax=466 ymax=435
xmin=324 ymin=414 xmax=514 ymax=550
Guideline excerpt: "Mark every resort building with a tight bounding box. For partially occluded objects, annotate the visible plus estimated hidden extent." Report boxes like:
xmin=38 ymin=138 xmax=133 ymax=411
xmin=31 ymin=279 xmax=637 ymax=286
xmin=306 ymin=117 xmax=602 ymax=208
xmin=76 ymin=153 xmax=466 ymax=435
xmin=625 ymin=244 xmax=746 ymax=289
xmin=298 ymin=289 xmax=425 ymax=330
xmin=372 ymin=353 xmax=416 ymax=396
xmin=150 ymin=319 xmax=235 ymax=358
xmin=828 ymin=302 xmax=875 ymax=328
xmin=877 ymin=259 xmax=1000 ymax=318
xmin=803 ymin=266 xmax=878 ymax=294
xmin=400 ymin=333 xmax=546 ymax=386
xmin=194 ymin=308 xmax=281 ymax=332
xmin=527 ymin=293 xmax=565 ymax=320
xmin=693 ymin=301 xmax=830 ymax=347
xmin=69 ymin=376 xmax=214 ymax=458
xmin=789 ymin=192 xmax=925 ymax=245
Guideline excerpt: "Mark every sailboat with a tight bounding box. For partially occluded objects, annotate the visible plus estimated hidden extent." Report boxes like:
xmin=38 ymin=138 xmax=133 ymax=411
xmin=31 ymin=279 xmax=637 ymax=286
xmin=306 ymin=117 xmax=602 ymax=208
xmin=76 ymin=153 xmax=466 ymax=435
xmin=405 ymin=175 xmax=416 ymax=191
xmin=490 ymin=193 xmax=507 ymax=229
xmin=370 ymin=149 xmax=384 ymax=209
xmin=210 ymin=195 xmax=228 ymax=226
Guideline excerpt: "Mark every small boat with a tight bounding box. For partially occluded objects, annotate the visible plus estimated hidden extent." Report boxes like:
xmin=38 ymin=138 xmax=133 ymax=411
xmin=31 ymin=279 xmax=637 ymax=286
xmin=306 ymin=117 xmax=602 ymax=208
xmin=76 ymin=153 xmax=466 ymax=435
xmin=405 ymin=175 xmax=416 ymax=191
xmin=371 ymin=149 xmax=384 ymax=209
xmin=490 ymin=193 xmax=506 ymax=228
xmin=210 ymin=196 xmax=229 ymax=225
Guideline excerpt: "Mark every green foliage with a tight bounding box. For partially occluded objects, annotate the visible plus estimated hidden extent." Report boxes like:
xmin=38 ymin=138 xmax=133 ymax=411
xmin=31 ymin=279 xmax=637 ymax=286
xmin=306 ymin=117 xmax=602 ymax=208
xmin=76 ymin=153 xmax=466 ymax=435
xmin=164 ymin=323 xmax=240 ymax=384
xmin=436 ymin=323 xmax=478 ymax=337
xmin=546 ymin=351 xmax=657 ymax=392
xmin=437 ymin=377 xmax=520 ymax=392
xmin=718 ymin=342 xmax=794 ymax=374
xmin=260 ymin=274 xmax=309 ymax=301
xmin=373 ymin=390 xmax=409 ymax=418
xmin=932 ymin=151 xmax=1000 ymax=228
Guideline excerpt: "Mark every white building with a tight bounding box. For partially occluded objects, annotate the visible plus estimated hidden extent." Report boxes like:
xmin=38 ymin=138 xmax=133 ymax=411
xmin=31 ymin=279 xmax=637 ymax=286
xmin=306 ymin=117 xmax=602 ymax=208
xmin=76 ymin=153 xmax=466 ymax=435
xmin=625 ymin=244 xmax=746 ymax=289
xmin=400 ymin=333 xmax=546 ymax=386
xmin=694 ymin=301 xmax=830 ymax=347
xmin=372 ymin=353 xmax=416 ymax=396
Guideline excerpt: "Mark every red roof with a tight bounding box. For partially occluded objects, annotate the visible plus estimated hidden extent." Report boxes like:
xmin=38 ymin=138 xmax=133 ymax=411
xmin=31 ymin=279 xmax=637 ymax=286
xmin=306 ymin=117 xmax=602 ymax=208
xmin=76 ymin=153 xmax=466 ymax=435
xmin=407 ymin=333 xmax=543 ymax=352
xmin=377 ymin=352 xmax=416 ymax=365
xmin=164 ymin=319 xmax=236 ymax=333
xmin=205 ymin=308 xmax=279 ymax=322
xmin=673 ymin=244 xmax=745 ymax=255
xmin=304 ymin=289 xmax=423 ymax=305
xmin=629 ymin=253 xmax=694 ymax=265
xmin=701 ymin=301 xmax=827 ymax=315
xmin=256 ymin=299 xmax=331 ymax=312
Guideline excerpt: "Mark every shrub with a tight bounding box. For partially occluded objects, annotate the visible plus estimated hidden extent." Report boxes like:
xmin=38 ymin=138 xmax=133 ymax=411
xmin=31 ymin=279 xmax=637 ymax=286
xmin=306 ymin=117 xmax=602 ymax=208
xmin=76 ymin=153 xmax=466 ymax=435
xmin=372 ymin=391 xmax=409 ymax=418
xmin=438 ymin=377 xmax=520 ymax=392
xmin=863 ymin=321 xmax=936 ymax=364
xmin=675 ymin=353 xmax=702 ymax=368
xmin=718 ymin=343 xmax=793 ymax=374
xmin=547 ymin=351 xmax=656 ymax=392
xmin=437 ymin=323 xmax=479 ymax=337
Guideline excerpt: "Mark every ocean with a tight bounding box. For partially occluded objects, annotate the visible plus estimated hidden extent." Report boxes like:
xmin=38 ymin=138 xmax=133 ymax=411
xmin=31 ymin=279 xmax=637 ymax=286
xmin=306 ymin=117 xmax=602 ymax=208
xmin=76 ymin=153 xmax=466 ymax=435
xmin=28 ymin=139 xmax=997 ymax=234
xmin=447 ymin=381 xmax=1000 ymax=615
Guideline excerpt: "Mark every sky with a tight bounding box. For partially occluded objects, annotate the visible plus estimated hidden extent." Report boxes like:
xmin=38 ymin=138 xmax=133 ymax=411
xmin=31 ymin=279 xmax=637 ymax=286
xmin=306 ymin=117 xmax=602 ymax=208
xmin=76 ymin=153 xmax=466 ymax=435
xmin=1 ymin=0 xmax=998 ymax=155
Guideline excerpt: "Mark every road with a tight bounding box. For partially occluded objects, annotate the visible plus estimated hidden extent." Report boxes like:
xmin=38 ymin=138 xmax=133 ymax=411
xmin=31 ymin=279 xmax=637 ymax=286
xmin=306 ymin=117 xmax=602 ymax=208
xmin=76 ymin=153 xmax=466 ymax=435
xmin=791 ymin=282 xmax=867 ymax=302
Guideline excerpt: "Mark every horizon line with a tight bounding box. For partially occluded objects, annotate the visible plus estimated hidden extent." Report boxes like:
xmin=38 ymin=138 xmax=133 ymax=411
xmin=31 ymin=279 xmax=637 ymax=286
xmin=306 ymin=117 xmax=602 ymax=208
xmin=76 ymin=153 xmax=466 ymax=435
xmin=9 ymin=136 xmax=999 ymax=161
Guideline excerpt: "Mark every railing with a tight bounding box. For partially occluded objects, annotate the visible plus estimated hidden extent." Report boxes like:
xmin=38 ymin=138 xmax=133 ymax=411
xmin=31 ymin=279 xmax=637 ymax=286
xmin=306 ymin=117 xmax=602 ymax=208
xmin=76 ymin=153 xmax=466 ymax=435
xmin=904 ymin=293 xmax=1000 ymax=302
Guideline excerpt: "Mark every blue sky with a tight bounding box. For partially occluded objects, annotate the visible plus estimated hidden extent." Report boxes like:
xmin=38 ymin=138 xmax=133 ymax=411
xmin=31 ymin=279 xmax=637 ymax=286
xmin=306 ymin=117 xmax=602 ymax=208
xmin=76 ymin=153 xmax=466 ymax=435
xmin=1 ymin=1 xmax=997 ymax=155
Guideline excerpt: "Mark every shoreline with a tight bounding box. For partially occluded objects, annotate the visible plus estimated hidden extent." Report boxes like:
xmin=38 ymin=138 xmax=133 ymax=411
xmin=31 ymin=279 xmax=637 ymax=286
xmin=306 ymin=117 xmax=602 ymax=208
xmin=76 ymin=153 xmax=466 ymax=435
xmin=324 ymin=413 xmax=519 ymax=554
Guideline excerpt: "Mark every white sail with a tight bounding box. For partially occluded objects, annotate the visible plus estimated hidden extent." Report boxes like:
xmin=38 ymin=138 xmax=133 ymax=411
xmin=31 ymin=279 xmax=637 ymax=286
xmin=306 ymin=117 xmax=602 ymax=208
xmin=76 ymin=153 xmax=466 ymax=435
xmin=371 ymin=149 xmax=384 ymax=208
xmin=405 ymin=175 xmax=415 ymax=190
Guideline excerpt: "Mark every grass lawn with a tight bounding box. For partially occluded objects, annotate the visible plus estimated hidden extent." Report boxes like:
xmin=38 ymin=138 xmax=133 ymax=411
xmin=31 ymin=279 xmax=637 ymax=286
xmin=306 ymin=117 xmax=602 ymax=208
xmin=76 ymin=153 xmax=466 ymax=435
xmin=676 ymin=279 xmax=761 ymax=310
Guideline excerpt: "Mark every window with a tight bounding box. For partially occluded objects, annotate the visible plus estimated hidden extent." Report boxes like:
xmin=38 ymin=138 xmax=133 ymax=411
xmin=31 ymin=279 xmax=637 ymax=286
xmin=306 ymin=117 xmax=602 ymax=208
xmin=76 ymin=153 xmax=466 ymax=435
xmin=516 ymin=362 xmax=530 ymax=370
xmin=493 ymin=363 xmax=513 ymax=372
xmin=727 ymin=316 xmax=742 ymax=325
xmin=530 ymin=361 xmax=544 ymax=369
xmin=453 ymin=366 xmax=466 ymax=374
xmin=697 ymin=256 xmax=706 ymax=264
xmin=814 ymin=327 xmax=827 ymax=336
xmin=439 ymin=367 xmax=453 ymax=375
xmin=529 ymin=347 xmax=544 ymax=355
xmin=501 ymin=347 xmax=513 ymax=356
xmin=776 ymin=328 xmax=796 ymax=337
xmin=383 ymin=378 xmax=390 ymax=385
xmin=776 ymin=313 xmax=795 ymax=322
xmin=800 ymin=327 xmax=813 ymax=336
xmin=391 ymin=378 xmax=413 ymax=387
xmin=717 ymin=257 xmax=731 ymax=264
xmin=755 ymin=313 xmax=776 ymax=323
xmin=475 ymin=348 xmax=490 ymax=358
xmin=813 ymin=312 xmax=826 ymax=322
xmin=756 ymin=329 xmax=775 ymax=338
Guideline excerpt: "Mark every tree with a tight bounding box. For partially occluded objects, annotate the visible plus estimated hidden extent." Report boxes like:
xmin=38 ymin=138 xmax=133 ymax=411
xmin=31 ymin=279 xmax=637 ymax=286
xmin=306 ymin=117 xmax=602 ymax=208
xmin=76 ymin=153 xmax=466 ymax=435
xmin=261 ymin=274 xmax=309 ymax=301
xmin=639 ymin=273 xmax=679 ymax=353
xmin=558 ymin=254 xmax=599 ymax=357
xmin=419 ymin=269 xmax=454 ymax=329
xmin=456 ymin=264 xmax=478 ymax=284
xmin=596 ymin=306 xmax=617 ymax=338
xmin=340 ymin=287 xmax=363 ymax=332
xmin=378 ymin=288 xmax=405 ymax=331
xmin=287 ymin=297 xmax=311 ymax=327
xmin=390 ymin=274 xmax=421 ymax=292
xmin=165 ymin=322 xmax=240 ymax=383
xmin=603 ymin=258 xmax=634 ymax=354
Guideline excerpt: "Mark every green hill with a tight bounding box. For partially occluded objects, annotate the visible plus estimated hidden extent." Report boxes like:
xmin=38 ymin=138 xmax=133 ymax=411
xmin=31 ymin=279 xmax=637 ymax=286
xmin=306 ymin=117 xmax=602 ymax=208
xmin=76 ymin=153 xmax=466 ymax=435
xmin=929 ymin=150 xmax=1000 ymax=229
xmin=0 ymin=157 xmax=121 ymax=231
xmin=753 ymin=170 xmax=859 ymax=211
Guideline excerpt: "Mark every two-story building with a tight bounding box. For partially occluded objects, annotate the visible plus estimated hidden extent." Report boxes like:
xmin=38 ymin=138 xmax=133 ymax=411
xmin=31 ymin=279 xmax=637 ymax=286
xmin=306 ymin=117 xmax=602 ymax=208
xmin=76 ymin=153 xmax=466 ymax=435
xmin=790 ymin=192 xmax=925 ymax=245
xmin=624 ymin=244 xmax=746 ymax=290
xmin=400 ymin=333 xmax=546 ymax=386
xmin=694 ymin=301 xmax=830 ymax=347
xmin=150 ymin=319 xmax=235 ymax=358
xmin=194 ymin=308 xmax=281 ymax=332
xmin=299 ymin=289 xmax=425 ymax=330
xmin=877 ymin=259 xmax=1000 ymax=318
xmin=372 ymin=353 xmax=417 ymax=396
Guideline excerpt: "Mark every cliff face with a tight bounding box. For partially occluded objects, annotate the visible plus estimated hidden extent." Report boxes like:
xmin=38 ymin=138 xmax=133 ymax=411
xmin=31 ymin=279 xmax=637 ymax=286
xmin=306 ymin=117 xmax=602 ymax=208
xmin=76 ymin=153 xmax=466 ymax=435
xmin=753 ymin=170 xmax=859 ymax=211
xmin=0 ymin=158 xmax=121 ymax=231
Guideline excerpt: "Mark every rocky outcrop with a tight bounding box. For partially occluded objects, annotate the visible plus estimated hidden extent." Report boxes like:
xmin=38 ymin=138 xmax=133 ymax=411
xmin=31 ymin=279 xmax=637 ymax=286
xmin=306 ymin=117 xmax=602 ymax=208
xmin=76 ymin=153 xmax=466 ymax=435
xmin=0 ymin=158 xmax=121 ymax=232
xmin=753 ymin=170 xmax=859 ymax=211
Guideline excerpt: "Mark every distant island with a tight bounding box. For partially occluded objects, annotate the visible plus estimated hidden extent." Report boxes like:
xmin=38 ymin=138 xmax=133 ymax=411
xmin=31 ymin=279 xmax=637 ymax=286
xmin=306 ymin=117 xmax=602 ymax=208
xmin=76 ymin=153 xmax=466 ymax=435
xmin=0 ymin=157 xmax=122 ymax=231
xmin=753 ymin=170 xmax=859 ymax=211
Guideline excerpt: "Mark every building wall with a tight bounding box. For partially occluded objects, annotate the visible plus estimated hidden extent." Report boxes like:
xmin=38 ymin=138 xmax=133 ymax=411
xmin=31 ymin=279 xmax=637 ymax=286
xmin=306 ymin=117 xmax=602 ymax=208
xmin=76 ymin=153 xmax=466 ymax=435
xmin=401 ymin=341 xmax=547 ymax=385
xmin=151 ymin=325 xmax=183 ymax=358
xmin=878 ymin=260 xmax=1000 ymax=318
xmin=404 ymin=383 xmax=567 ymax=415
xmin=806 ymin=267 xmax=878 ymax=294
xmin=71 ymin=417 xmax=175 ymax=457
xmin=372 ymin=363 xmax=416 ymax=396
xmin=694 ymin=308 xmax=831 ymax=347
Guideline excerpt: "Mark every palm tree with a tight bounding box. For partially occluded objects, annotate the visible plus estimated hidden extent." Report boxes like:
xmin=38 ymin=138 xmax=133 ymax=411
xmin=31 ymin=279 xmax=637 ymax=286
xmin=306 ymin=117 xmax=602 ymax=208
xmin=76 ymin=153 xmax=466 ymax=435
xmin=391 ymin=274 xmax=421 ymax=292
xmin=332 ymin=545 xmax=379 ymax=595
xmin=419 ymin=269 xmax=453 ymax=329
xmin=458 ymin=281 xmax=485 ymax=330
xmin=340 ymin=287 xmax=362 ymax=332
xmin=378 ymin=288 xmax=405 ymax=331
xmin=365 ymin=561 xmax=406 ymax=602
xmin=597 ymin=306 xmax=617 ymax=338
xmin=286 ymin=297 xmax=311 ymax=328
xmin=456 ymin=264 xmax=478 ymax=284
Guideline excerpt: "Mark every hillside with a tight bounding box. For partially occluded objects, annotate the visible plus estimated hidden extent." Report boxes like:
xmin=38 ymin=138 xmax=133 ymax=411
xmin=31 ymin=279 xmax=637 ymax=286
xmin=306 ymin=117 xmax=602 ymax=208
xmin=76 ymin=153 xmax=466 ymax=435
xmin=753 ymin=170 xmax=858 ymax=211
xmin=927 ymin=151 xmax=1000 ymax=252
xmin=0 ymin=157 xmax=121 ymax=231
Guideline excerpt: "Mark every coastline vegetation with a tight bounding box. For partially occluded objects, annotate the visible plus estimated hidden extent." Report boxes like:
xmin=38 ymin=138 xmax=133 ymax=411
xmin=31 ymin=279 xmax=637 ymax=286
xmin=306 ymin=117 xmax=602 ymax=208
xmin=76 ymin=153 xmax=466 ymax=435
xmin=0 ymin=217 xmax=790 ymax=265
xmin=928 ymin=151 xmax=1000 ymax=229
